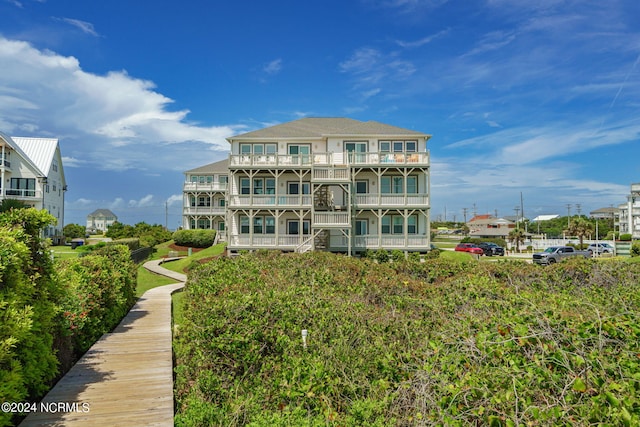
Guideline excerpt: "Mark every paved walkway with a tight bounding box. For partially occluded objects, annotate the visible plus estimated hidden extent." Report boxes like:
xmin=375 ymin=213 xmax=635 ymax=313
xmin=20 ymin=259 xmax=186 ymax=427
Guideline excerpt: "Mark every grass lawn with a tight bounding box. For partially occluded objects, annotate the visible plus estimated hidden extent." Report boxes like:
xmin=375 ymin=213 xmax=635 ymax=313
xmin=136 ymin=265 xmax=177 ymax=297
xmin=172 ymin=290 xmax=186 ymax=327
xmin=160 ymin=243 xmax=226 ymax=274
xmin=50 ymin=245 xmax=80 ymax=260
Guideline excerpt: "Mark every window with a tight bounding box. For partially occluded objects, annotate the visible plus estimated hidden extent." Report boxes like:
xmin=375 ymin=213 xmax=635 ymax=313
xmin=287 ymin=220 xmax=310 ymax=235
xmin=198 ymin=196 xmax=210 ymax=207
xmin=240 ymin=216 xmax=250 ymax=234
xmin=408 ymin=215 xmax=417 ymax=234
xmin=219 ymin=175 xmax=228 ymax=184
xmin=381 ymin=177 xmax=391 ymax=194
xmin=393 ymin=216 xmax=403 ymax=234
xmin=240 ymin=144 xmax=252 ymax=155
xmin=288 ymin=145 xmax=310 ymax=163
xmin=393 ymin=141 xmax=404 ymax=152
xmin=9 ymin=178 xmax=35 ymax=196
xmin=265 ymin=144 xmax=277 ymax=154
xmin=240 ymin=143 xmax=277 ymax=155
xmin=393 ymin=177 xmax=403 ymax=193
xmin=355 ymin=180 xmax=368 ymax=194
xmin=191 ymin=176 xmax=198 ymax=183
xmin=190 ymin=196 xmax=196 ymax=207
xmin=380 ymin=141 xmax=391 ymax=152
xmin=218 ymin=221 xmax=225 ymax=231
xmin=266 ymin=178 xmax=276 ymax=195
xmin=406 ymin=176 xmax=417 ymax=193
xmin=265 ymin=217 xmax=275 ymax=234
xmin=405 ymin=141 xmax=417 ymax=152
xmin=197 ymin=219 xmax=210 ymax=229
xmin=381 ymin=216 xmax=391 ymax=234
xmin=379 ymin=140 xmax=418 ymax=153
xmin=218 ymin=198 xmax=226 ymax=207
xmin=253 ymin=217 xmax=263 ymax=234
xmin=253 ymin=178 xmax=264 ymax=194
xmin=288 ymin=182 xmax=310 ymax=194
xmin=240 ymin=178 xmax=250 ymax=195
xmin=355 ymin=219 xmax=368 ymax=236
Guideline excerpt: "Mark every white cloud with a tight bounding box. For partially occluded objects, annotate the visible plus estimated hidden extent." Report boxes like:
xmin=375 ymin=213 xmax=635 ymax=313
xmin=0 ymin=37 xmax=240 ymax=172
xmin=166 ymin=194 xmax=183 ymax=206
xmin=128 ymin=194 xmax=154 ymax=208
xmin=263 ymin=58 xmax=282 ymax=75
xmin=56 ymin=18 xmax=100 ymax=37
xmin=395 ymin=29 xmax=449 ymax=48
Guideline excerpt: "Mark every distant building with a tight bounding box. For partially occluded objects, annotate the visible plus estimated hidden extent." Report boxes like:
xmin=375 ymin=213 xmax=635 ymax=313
xmin=617 ymin=183 xmax=640 ymax=239
xmin=0 ymin=132 xmax=67 ymax=243
xmin=589 ymin=207 xmax=617 ymax=220
xmin=467 ymin=215 xmax=516 ymax=239
xmin=532 ymin=214 xmax=560 ymax=222
xmin=182 ymin=159 xmax=228 ymax=234
xmin=87 ymin=209 xmax=118 ymax=232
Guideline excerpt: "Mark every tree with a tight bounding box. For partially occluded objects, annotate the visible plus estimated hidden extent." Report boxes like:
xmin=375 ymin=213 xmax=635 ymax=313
xmin=508 ymin=229 xmax=525 ymax=252
xmin=0 ymin=198 xmax=28 ymax=212
xmin=63 ymin=223 xmax=86 ymax=240
xmin=564 ymin=217 xmax=594 ymax=249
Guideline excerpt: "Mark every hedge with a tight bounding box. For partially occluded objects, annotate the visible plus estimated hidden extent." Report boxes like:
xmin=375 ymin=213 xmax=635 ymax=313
xmin=172 ymin=229 xmax=216 ymax=248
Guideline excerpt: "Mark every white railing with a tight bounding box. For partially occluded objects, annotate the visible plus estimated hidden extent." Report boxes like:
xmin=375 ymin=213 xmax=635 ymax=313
xmin=295 ymin=235 xmax=315 ymax=253
xmin=314 ymin=212 xmax=350 ymax=227
xmin=3 ymin=189 xmax=41 ymax=198
xmin=183 ymin=182 xmax=227 ymax=192
xmin=183 ymin=206 xmax=226 ymax=215
xmin=228 ymin=195 xmax=312 ymax=207
xmin=312 ymin=168 xmax=350 ymax=181
xmin=229 ymin=151 xmax=429 ymax=168
xmin=330 ymin=234 xmax=428 ymax=249
xmin=354 ymin=194 xmax=429 ymax=207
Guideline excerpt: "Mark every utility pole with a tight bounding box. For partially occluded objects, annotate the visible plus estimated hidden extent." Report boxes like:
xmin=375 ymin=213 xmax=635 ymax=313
xmin=576 ymin=203 xmax=582 ymax=217
xmin=566 ymin=204 xmax=572 ymax=227
xmin=472 ymin=203 xmax=477 ymax=218
xmin=514 ymin=206 xmax=521 ymax=230
xmin=165 ymin=200 xmax=168 ymax=230
xmin=462 ymin=207 xmax=468 ymax=224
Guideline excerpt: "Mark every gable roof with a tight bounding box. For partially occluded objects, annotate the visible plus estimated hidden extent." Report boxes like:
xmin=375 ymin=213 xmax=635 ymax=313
xmin=227 ymin=118 xmax=430 ymax=141
xmin=185 ymin=158 xmax=229 ymax=174
xmin=11 ymin=137 xmax=59 ymax=177
xmin=0 ymin=132 xmax=46 ymax=176
xmin=88 ymin=209 xmax=117 ymax=218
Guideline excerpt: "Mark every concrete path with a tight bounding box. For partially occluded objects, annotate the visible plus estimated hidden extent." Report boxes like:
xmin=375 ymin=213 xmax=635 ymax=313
xmin=20 ymin=259 xmax=186 ymax=427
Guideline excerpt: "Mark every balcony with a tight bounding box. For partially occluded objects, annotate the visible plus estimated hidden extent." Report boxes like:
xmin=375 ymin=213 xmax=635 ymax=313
xmin=183 ymin=182 xmax=227 ymax=192
xmin=229 ymin=234 xmax=312 ymax=249
xmin=311 ymin=167 xmax=350 ymax=182
xmin=183 ymin=206 xmax=226 ymax=215
xmin=331 ymin=235 xmax=429 ymax=250
xmin=313 ymin=212 xmax=350 ymax=227
xmin=228 ymin=151 xmax=429 ymax=168
xmin=2 ymin=188 xmax=41 ymax=199
xmin=354 ymin=193 xmax=429 ymax=207
xmin=228 ymin=194 xmax=312 ymax=208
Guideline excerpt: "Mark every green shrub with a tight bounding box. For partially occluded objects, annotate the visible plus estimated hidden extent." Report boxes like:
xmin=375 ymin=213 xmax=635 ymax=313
xmin=375 ymin=248 xmax=389 ymax=263
xmin=173 ymin=229 xmax=217 ymax=248
xmin=619 ymin=233 xmax=633 ymax=241
xmin=0 ymin=209 xmax=61 ymax=425
xmin=58 ymin=245 xmax=137 ymax=354
xmin=390 ymin=249 xmax=405 ymax=262
xmin=175 ymin=252 xmax=640 ymax=426
xmin=631 ymin=241 xmax=640 ymax=257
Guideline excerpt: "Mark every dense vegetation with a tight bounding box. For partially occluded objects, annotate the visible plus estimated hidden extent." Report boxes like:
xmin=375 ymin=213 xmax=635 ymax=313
xmin=172 ymin=229 xmax=217 ymax=248
xmin=0 ymin=208 xmax=138 ymax=426
xmin=105 ymin=221 xmax=172 ymax=247
xmin=175 ymin=252 xmax=639 ymax=426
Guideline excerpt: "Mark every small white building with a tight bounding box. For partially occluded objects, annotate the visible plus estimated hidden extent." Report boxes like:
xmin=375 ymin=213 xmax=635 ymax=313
xmin=0 ymin=132 xmax=67 ymax=243
xmin=617 ymin=183 xmax=640 ymax=239
xmin=86 ymin=209 xmax=118 ymax=233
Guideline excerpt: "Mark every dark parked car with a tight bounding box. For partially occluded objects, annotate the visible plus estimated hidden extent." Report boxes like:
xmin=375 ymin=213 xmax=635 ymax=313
xmin=455 ymin=243 xmax=484 ymax=255
xmin=476 ymin=242 xmax=505 ymax=256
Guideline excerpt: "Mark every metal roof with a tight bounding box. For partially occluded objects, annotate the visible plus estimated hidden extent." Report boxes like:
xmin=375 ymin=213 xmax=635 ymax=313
xmin=88 ymin=209 xmax=118 ymax=218
xmin=226 ymin=118 xmax=430 ymax=141
xmin=10 ymin=136 xmax=61 ymax=177
xmin=0 ymin=132 xmax=45 ymax=176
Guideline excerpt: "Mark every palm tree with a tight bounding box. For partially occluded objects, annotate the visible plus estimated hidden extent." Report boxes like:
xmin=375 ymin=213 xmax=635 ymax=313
xmin=0 ymin=198 xmax=28 ymax=213
xmin=508 ymin=229 xmax=525 ymax=252
xmin=564 ymin=217 xmax=593 ymax=249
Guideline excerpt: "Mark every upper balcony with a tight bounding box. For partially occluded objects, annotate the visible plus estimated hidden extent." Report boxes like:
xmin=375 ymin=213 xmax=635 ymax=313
xmin=228 ymin=152 xmax=429 ymax=169
xmin=354 ymin=193 xmax=429 ymax=208
xmin=1 ymin=188 xmax=42 ymax=200
xmin=183 ymin=182 xmax=228 ymax=192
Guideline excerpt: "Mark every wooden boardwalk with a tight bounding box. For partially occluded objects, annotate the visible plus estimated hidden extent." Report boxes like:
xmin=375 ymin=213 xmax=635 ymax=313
xmin=20 ymin=260 xmax=186 ymax=427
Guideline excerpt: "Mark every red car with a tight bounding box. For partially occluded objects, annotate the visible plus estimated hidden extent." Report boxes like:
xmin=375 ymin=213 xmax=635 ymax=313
xmin=455 ymin=243 xmax=484 ymax=255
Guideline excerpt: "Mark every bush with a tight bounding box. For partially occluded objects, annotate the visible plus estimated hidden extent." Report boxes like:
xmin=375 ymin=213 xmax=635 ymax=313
xmin=0 ymin=209 xmax=61 ymax=425
xmin=175 ymin=252 xmax=640 ymax=426
xmin=390 ymin=249 xmax=405 ymax=262
xmin=58 ymin=245 xmax=137 ymax=354
xmin=631 ymin=241 xmax=640 ymax=257
xmin=173 ymin=229 xmax=217 ymax=248
xmin=375 ymin=248 xmax=389 ymax=263
xmin=619 ymin=233 xmax=633 ymax=241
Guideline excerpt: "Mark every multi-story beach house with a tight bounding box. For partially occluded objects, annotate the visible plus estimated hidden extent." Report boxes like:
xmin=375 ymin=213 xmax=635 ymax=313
xmin=182 ymin=159 xmax=228 ymax=236
xmin=0 ymin=132 xmax=67 ymax=243
xmin=225 ymin=117 xmax=432 ymax=255
xmin=86 ymin=209 xmax=118 ymax=233
xmin=617 ymin=183 xmax=640 ymax=239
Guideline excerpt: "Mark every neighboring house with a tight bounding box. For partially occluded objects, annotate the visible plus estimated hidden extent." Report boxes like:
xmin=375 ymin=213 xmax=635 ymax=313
xmin=86 ymin=209 xmax=118 ymax=232
xmin=183 ymin=117 xmax=432 ymax=255
xmin=0 ymin=132 xmax=67 ymax=244
xmin=589 ymin=207 xmax=617 ymax=220
xmin=467 ymin=215 xmax=516 ymax=239
xmin=617 ymin=183 xmax=640 ymax=239
xmin=182 ymin=159 xmax=228 ymax=237
xmin=532 ymin=214 xmax=560 ymax=222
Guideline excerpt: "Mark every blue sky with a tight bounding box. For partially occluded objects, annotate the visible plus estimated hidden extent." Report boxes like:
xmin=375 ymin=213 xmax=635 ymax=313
xmin=1 ymin=0 xmax=639 ymax=227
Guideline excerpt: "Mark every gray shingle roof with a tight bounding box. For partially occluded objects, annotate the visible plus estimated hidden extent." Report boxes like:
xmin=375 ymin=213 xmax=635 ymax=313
xmin=227 ymin=118 xmax=430 ymax=141
xmin=88 ymin=209 xmax=117 ymax=218
xmin=185 ymin=158 xmax=229 ymax=174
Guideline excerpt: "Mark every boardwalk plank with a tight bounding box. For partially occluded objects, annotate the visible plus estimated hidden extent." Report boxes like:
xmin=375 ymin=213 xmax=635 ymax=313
xmin=20 ymin=260 xmax=185 ymax=427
